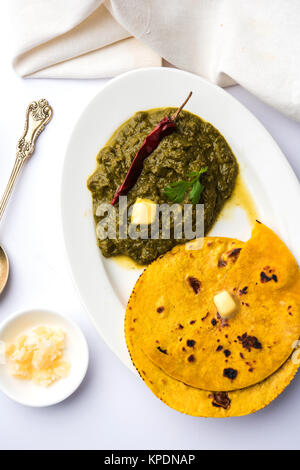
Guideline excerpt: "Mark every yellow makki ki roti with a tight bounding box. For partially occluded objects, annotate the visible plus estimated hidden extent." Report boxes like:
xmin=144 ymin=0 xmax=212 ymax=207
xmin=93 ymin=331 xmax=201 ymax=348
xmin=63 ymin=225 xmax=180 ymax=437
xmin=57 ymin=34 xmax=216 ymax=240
xmin=126 ymin=327 xmax=299 ymax=418
xmin=125 ymin=222 xmax=300 ymax=416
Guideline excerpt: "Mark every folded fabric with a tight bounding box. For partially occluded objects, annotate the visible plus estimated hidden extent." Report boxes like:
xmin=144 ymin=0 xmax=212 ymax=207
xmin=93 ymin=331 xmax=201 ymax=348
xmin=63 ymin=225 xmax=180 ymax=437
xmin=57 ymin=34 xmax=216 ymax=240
xmin=10 ymin=0 xmax=161 ymax=78
xmin=10 ymin=0 xmax=300 ymax=121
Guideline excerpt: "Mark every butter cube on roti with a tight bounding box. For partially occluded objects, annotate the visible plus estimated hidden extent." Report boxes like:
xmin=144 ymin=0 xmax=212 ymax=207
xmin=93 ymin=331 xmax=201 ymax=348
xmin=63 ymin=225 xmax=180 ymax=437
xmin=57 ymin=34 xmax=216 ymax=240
xmin=214 ymin=291 xmax=237 ymax=318
xmin=131 ymin=198 xmax=157 ymax=225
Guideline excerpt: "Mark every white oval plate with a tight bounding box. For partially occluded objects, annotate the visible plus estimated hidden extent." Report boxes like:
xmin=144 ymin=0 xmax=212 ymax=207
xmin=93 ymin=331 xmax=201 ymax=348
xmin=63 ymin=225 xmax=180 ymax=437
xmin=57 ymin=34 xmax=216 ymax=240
xmin=61 ymin=67 xmax=300 ymax=372
xmin=0 ymin=309 xmax=89 ymax=407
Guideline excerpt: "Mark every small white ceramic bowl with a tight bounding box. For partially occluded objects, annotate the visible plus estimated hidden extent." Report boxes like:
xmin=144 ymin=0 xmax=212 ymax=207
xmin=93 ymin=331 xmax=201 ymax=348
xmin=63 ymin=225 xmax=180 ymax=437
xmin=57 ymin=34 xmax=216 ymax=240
xmin=0 ymin=309 xmax=89 ymax=407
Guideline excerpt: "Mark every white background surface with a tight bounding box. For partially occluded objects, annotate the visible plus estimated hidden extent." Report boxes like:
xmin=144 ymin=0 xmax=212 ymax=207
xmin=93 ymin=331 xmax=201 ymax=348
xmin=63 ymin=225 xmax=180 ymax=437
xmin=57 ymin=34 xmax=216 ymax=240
xmin=1 ymin=20 xmax=300 ymax=452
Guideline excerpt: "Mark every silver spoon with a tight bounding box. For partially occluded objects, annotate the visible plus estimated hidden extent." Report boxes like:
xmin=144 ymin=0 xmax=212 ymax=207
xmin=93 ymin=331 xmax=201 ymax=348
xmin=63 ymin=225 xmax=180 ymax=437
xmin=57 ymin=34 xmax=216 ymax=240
xmin=0 ymin=99 xmax=53 ymax=295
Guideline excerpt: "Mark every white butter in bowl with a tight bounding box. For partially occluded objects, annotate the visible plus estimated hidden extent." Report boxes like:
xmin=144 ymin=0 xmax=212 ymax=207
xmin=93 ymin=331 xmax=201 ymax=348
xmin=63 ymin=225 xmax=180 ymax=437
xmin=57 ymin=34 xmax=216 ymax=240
xmin=0 ymin=309 xmax=89 ymax=407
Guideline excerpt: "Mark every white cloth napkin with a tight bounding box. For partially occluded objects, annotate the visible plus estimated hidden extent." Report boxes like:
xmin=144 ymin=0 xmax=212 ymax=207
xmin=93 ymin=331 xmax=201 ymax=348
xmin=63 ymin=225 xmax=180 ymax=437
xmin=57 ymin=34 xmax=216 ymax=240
xmin=10 ymin=0 xmax=300 ymax=121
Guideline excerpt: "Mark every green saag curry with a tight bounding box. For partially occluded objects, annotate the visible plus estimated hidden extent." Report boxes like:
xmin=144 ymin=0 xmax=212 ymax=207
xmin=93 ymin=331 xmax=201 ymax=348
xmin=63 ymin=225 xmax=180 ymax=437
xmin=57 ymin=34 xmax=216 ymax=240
xmin=87 ymin=108 xmax=238 ymax=265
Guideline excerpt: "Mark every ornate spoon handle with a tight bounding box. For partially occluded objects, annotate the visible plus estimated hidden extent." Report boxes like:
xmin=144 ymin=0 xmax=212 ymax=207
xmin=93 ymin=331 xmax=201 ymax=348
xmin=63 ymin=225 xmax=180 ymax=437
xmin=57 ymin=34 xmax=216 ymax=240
xmin=0 ymin=99 xmax=53 ymax=221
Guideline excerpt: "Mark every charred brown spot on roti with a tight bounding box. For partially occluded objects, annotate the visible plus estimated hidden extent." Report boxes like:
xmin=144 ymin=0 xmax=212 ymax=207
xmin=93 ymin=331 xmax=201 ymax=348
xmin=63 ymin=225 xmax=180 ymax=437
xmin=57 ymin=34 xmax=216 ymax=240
xmin=260 ymin=270 xmax=278 ymax=283
xmin=189 ymin=320 xmax=196 ymax=325
xmin=216 ymin=312 xmax=229 ymax=328
xmin=223 ymin=368 xmax=238 ymax=380
xmin=201 ymin=312 xmax=209 ymax=321
xmin=238 ymin=333 xmax=262 ymax=352
xmin=218 ymin=247 xmax=241 ymax=268
xmin=239 ymin=286 xmax=248 ymax=295
xmin=227 ymin=247 xmax=242 ymax=260
xmin=220 ymin=319 xmax=229 ymax=328
xmin=177 ymin=323 xmax=184 ymax=329
xmin=216 ymin=345 xmax=223 ymax=352
xmin=218 ymin=258 xmax=227 ymax=268
xmin=224 ymin=349 xmax=231 ymax=357
xmin=157 ymin=346 xmax=167 ymax=354
xmin=187 ymin=339 xmax=196 ymax=348
xmin=264 ymin=266 xmax=276 ymax=276
xmin=260 ymin=271 xmax=271 ymax=283
xmin=210 ymin=392 xmax=231 ymax=410
xmin=211 ymin=318 xmax=217 ymax=326
xmin=187 ymin=354 xmax=195 ymax=362
xmin=157 ymin=306 xmax=165 ymax=313
xmin=187 ymin=276 xmax=201 ymax=294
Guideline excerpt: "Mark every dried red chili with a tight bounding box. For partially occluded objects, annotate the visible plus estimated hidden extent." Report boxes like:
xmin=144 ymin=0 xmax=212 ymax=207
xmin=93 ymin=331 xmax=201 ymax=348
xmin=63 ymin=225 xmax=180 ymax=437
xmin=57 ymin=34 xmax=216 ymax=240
xmin=111 ymin=92 xmax=193 ymax=205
